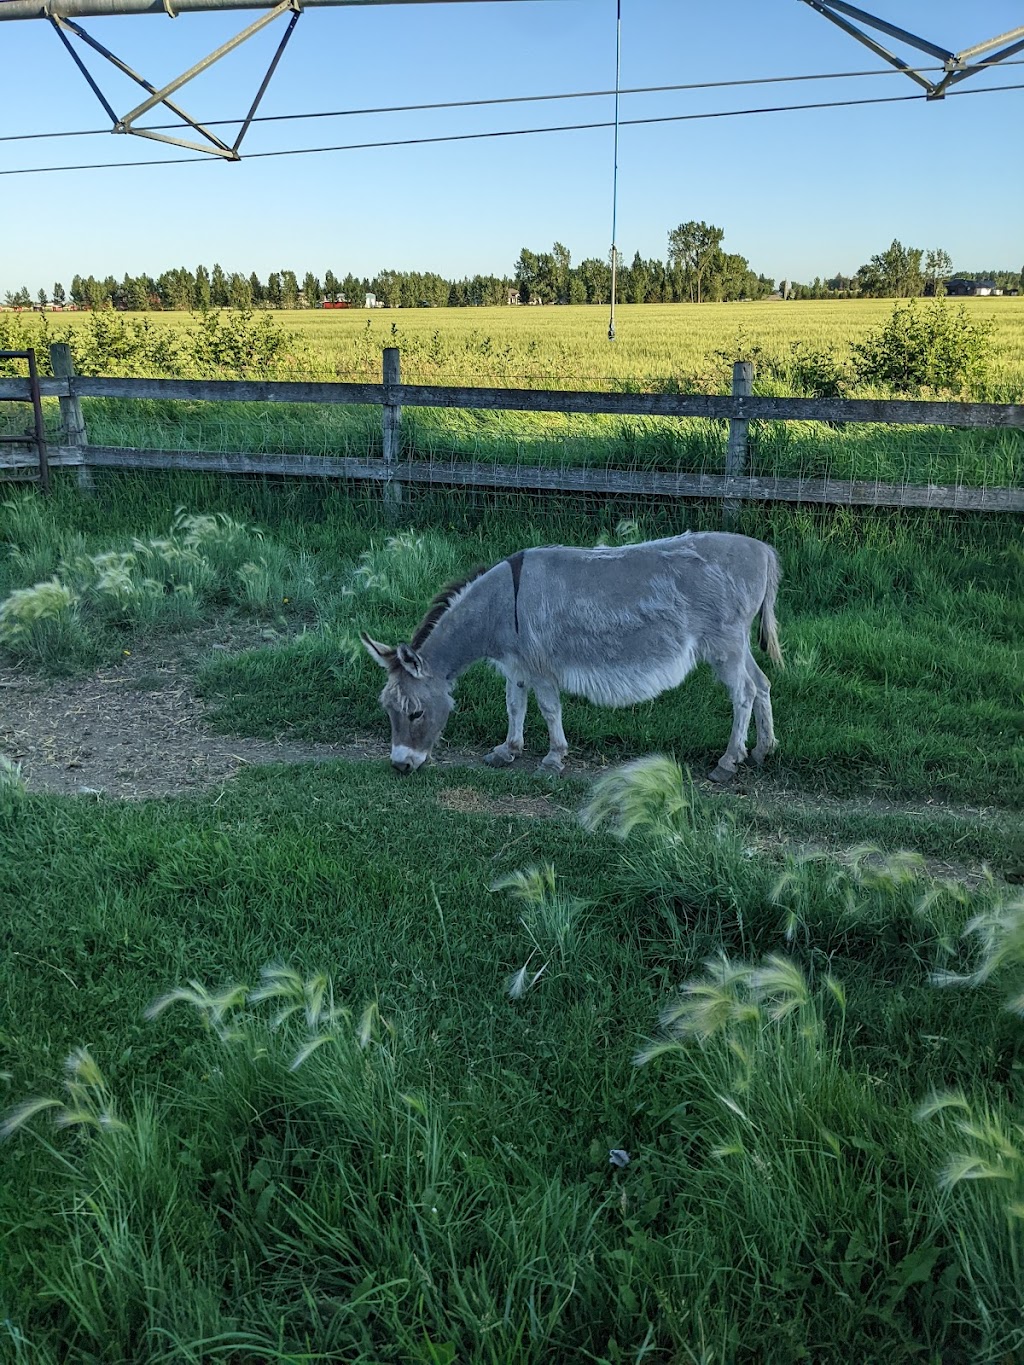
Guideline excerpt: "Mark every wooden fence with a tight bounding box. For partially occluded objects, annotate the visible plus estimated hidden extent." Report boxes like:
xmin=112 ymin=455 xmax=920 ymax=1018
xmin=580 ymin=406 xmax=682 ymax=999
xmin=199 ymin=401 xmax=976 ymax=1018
xmin=1 ymin=345 xmax=1022 ymax=511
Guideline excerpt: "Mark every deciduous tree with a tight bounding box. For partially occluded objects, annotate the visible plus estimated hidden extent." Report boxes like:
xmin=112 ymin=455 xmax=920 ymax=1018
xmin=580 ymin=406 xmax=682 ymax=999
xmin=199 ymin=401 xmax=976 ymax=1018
xmin=667 ymin=220 xmax=724 ymax=303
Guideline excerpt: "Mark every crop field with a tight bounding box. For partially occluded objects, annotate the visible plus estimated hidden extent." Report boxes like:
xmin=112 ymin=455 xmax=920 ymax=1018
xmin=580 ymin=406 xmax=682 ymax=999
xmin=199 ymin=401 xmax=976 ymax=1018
xmin=14 ymin=298 xmax=1024 ymax=389
xmin=1 ymin=463 xmax=1023 ymax=1361
xmin=6 ymin=299 xmax=1024 ymax=491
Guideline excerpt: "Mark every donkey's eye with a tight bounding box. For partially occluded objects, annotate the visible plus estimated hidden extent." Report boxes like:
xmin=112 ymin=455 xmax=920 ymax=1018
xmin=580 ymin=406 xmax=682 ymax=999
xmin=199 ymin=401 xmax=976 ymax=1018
xmin=409 ymin=709 xmax=424 ymax=722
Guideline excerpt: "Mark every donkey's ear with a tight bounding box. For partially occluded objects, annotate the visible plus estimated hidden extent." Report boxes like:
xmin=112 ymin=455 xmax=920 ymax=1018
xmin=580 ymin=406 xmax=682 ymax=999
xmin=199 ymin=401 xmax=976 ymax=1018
xmin=395 ymin=643 xmax=428 ymax=678
xmin=360 ymin=632 xmax=396 ymax=669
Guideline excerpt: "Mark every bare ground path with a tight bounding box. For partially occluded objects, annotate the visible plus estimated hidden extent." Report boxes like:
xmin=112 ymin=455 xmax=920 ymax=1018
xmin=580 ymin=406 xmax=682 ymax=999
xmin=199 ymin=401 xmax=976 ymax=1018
xmin=1 ymin=627 xmax=1018 ymax=883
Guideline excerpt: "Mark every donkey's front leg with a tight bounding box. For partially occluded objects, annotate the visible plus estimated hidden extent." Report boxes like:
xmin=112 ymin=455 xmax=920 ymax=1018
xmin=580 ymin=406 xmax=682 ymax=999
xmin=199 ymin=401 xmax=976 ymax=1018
xmin=531 ymin=678 xmax=569 ymax=775
xmin=484 ymin=675 xmax=528 ymax=768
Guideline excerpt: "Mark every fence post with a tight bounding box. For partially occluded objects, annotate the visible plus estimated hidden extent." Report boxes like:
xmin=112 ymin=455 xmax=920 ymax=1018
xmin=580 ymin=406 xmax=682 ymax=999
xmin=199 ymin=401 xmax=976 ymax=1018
xmin=724 ymin=360 xmax=752 ymax=524
xmin=49 ymin=342 xmax=93 ymax=493
xmin=381 ymin=347 xmax=402 ymax=511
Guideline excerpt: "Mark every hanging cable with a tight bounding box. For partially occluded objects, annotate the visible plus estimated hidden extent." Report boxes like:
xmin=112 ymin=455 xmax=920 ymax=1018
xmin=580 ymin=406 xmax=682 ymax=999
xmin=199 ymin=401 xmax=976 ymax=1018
xmin=4 ymin=58 xmax=1023 ymax=146
xmin=0 ymin=78 xmax=1019 ymax=177
xmin=608 ymin=0 xmax=621 ymax=341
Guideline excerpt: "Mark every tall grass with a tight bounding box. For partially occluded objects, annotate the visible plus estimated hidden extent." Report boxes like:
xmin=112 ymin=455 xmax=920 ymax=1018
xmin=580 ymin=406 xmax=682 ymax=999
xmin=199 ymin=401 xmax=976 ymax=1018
xmin=0 ymin=493 xmax=317 ymax=670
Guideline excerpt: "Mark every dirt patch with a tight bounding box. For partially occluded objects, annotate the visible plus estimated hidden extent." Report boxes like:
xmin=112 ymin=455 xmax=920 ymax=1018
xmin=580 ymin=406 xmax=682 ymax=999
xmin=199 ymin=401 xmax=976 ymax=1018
xmin=0 ymin=624 xmax=615 ymax=800
xmin=0 ymin=623 xmax=369 ymax=800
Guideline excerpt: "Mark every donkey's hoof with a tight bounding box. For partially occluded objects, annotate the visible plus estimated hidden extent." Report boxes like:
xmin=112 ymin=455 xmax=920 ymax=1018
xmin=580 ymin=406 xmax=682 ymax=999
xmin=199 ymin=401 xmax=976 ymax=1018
xmin=484 ymin=747 xmax=517 ymax=768
xmin=709 ymin=763 xmax=737 ymax=784
xmin=539 ymin=755 xmax=566 ymax=776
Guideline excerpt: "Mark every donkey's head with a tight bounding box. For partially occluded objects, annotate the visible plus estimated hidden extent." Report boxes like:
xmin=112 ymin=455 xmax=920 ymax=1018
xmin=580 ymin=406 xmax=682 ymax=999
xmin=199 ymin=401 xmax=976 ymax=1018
xmin=361 ymin=634 xmax=455 ymax=773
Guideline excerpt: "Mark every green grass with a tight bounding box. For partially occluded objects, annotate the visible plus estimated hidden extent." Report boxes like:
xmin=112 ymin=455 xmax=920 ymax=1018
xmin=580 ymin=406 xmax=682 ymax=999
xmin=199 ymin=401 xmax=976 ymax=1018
xmin=2 ymin=758 xmax=1023 ymax=1362
xmin=2 ymin=478 xmax=1021 ymax=807
xmin=0 ymin=469 xmax=1021 ymax=1360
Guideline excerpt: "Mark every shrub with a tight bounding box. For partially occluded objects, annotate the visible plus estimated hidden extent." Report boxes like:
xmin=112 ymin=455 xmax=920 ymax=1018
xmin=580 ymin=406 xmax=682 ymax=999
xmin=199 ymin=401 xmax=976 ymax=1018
xmin=44 ymin=309 xmax=306 ymax=380
xmin=851 ymin=300 xmax=992 ymax=394
xmin=786 ymin=341 xmax=849 ymax=398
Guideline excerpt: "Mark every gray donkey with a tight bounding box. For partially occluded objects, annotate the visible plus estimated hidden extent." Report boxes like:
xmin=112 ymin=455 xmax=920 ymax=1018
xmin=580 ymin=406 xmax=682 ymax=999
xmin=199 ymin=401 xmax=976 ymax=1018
xmin=361 ymin=530 xmax=782 ymax=781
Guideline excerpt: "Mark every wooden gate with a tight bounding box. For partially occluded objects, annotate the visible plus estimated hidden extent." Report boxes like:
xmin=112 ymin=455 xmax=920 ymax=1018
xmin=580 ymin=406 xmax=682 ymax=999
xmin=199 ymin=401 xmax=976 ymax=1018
xmin=0 ymin=348 xmax=50 ymax=493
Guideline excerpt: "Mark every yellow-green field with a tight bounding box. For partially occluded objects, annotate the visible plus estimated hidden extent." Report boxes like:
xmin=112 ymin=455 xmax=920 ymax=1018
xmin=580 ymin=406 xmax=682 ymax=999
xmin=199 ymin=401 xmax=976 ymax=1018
xmin=17 ymin=297 xmax=1024 ymax=393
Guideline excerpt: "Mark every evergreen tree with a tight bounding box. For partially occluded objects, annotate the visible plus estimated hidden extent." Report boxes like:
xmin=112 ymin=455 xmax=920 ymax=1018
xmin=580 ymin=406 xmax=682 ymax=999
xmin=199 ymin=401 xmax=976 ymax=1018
xmin=628 ymin=251 xmax=649 ymax=304
xmin=194 ymin=265 xmax=212 ymax=311
xmin=126 ymin=275 xmax=149 ymax=311
xmin=228 ymin=273 xmax=252 ymax=309
xmin=280 ymin=271 xmax=299 ymax=309
xmin=210 ymin=263 xmax=229 ymax=308
xmin=551 ymin=241 xmax=571 ymax=303
xmin=302 ymin=271 xmax=322 ymax=308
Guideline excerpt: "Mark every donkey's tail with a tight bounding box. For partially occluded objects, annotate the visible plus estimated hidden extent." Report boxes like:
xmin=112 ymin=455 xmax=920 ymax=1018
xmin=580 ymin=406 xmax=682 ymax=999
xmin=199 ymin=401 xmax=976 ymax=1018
xmin=758 ymin=547 xmax=784 ymax=668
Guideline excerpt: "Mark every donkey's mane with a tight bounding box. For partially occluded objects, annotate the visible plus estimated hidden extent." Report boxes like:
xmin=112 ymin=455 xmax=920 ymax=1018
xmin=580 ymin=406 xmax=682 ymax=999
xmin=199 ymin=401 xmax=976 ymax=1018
xmin=411 ymin=563 xmax=490 ymax=649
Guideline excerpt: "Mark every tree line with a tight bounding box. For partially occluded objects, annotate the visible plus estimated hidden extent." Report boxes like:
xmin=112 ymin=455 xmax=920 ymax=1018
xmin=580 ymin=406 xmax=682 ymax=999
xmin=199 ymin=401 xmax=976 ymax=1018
xmin=3 ymin=226 xmax=1021 ymax=311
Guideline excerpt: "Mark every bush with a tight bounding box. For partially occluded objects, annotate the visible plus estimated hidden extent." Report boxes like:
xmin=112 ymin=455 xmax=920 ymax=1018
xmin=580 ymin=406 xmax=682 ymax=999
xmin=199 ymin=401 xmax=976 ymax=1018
xmin=42 ymin=309 xmax=306 ymax=380
xmin=851 ymin=300 xmax=991 ymax=394
xmin=785 ymin=341 xmax=849 ymax=398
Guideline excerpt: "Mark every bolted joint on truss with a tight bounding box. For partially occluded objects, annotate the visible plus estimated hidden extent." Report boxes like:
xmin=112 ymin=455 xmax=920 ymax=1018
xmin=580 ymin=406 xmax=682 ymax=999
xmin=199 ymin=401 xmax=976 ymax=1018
xmin=798 ymin=0 xmax=1024 ymax=104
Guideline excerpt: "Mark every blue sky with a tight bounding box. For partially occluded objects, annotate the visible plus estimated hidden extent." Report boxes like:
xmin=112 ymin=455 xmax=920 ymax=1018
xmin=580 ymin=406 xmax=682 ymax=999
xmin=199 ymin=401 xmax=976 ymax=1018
xmin=1 ymin=0 xmax=1022 ymax=294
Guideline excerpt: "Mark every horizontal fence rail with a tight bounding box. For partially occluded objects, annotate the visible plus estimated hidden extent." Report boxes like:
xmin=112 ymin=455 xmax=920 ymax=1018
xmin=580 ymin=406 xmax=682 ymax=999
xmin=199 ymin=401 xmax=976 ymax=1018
xmin=2 ymin=374 xmax=1023 ymax=429
xmin=3 ymin=345 xmax=1022 ymax=512
xmin=58 ymin=446 xmax=1024 ymax=512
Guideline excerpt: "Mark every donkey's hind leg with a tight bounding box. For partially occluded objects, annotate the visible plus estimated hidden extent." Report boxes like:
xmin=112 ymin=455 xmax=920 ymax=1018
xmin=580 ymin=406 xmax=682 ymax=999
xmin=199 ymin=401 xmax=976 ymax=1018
xmin=708 ymin=647 xmax=758 ymax=782
xmin=485 ymin=674 xmax=528 ymax=767
xmin=531 ymin=678 xmax=569 ymax=775
xmin=748 ymin=655 xmax=776 ymax=766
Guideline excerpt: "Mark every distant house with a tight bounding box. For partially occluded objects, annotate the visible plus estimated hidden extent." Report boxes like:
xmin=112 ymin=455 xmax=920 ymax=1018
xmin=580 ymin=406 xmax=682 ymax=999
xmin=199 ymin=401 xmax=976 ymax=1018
xmin=945 ymin=278 xmax=1002 ymax=297
xmin=507 ymin=289 xmax=520 ymax=305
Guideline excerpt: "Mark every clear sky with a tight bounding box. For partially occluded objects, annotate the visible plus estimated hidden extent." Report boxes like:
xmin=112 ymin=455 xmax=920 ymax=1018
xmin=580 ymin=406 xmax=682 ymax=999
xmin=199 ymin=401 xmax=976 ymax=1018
xmin=1 ymin=0 xmax=1021 ymax=295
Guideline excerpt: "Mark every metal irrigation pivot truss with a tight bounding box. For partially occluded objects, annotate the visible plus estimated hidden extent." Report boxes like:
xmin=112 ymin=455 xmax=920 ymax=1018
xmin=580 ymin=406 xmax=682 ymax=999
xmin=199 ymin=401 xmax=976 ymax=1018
xmin=0 ymin=0 xmax=1020 ymax=162
xmin=0 ymin=0 xmax=553 ymax=161
xmin=797 ymin=1 xmax=1024 ymax=101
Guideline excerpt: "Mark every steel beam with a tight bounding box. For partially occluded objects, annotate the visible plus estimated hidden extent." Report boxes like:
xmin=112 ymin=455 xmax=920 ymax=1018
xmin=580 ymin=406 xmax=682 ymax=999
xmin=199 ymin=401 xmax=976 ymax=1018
xmin=0 ymin=0 xmax=542 ymax=18
xmin=797 ymin=1 xmax=1024 ymax=101
xmin=4 ymin=0 xmax=552 ymax=162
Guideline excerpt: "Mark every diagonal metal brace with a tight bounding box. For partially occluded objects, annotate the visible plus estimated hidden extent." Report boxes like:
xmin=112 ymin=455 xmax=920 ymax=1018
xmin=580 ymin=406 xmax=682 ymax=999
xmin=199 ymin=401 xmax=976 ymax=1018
xmin=797 ymin=1 xmax=1024 ymax=101
xmin=796 ymin=0 xmax=947 ymax=94
xmin=50 ymin=0 xmax=301 ymax=159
